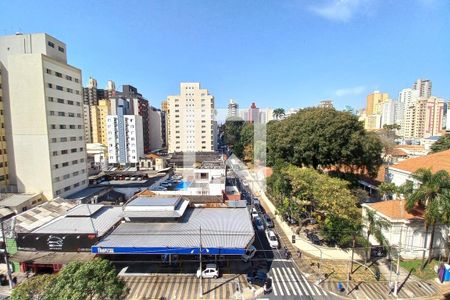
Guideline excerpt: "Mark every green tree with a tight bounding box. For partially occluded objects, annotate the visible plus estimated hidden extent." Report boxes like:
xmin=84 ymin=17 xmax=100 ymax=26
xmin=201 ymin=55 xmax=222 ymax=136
xmin=378 ymin=182 xmax=397 ymax=200
xmin=430 ymin=134 xmax=450 ymax=153
xmin=363 ymin=209 xmax=391 ymax=262
xmin=44 ymin=258 xmax=127 ymax=300
xmin=272 ymin=108 xmax=286 ymax=120
xmin=406 ymin=168 xmax=450 ymax=268
xmin=267 ymin=107 xmax=383 ymax=176
xmin=11 ymin=274 xmax=56 ymax=300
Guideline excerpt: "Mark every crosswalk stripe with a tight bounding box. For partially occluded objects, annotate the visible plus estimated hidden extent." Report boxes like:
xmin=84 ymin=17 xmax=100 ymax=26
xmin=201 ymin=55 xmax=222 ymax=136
xmin=167 ymin=277 xmax=178 ymax=299
xmin=137 ymin=277 xmax=150 ymax=298
xmin=280 ymin=267 xmax=298 ymax=296
xmin=289 ymin=268 xmax=310 ymax=296
xmin=271 ymin=267 xmax=285 ymax=296
xmin=286 ymin=267 xmax=303 ymax=296
xmin=417 ymin=282 xmax=436 ymax=294
xmin=128 ymin=278 xmax=141 ymax=299
xmin=143 ymin=276 xmax=157 ymax=299
xmin=275 ymin=267 xmax=290 ymax=295
xmin=292 ymin=267 xmax=316 ymax=296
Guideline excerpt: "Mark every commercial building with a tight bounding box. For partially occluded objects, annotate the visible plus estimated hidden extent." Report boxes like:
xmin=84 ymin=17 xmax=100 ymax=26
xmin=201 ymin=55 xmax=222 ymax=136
xmin=0 ymin=193 xmax=45 ymax=215
xmin=166 ymin=82 xmax=217 ymax=153
xmin=0 ymin=33 xmax=88 ymax=199
xmin=148 ymin=106 xmax=164 ymax=150
xmin=0 ymin=70 xmax=8 ymax=190
xmin=92 ymin=196 xmax=254 ymax=256
xmin=161 ymin=100 xmax=169 ymax=148
xmin=381 ymin=99 xmax=396 ymax=126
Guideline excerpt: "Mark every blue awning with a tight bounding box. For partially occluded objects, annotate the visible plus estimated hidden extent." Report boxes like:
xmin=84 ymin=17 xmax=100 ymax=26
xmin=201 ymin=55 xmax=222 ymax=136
xmin=92 ymin=246 xmax=245 ymax=255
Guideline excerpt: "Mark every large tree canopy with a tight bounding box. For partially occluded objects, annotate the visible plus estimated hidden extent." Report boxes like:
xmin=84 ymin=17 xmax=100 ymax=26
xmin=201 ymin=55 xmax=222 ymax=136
xmin=267 ymin=108 xmax=383 ymax=177
xmin=430 ymin=134 xmax=450 ymax=153
xmin=11 ymin=259 xmax=128 ymax=300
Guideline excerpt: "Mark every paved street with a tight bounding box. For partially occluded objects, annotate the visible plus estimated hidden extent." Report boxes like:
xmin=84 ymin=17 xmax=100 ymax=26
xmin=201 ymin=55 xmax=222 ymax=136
xmin=121 ymin=274 xmax=247 ymax=299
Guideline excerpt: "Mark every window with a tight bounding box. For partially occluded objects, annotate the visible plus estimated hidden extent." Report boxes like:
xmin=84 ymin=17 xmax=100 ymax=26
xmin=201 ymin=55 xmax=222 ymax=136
xmin=71 ymin=148 xmax=77 ymax=153
xmin=64 ymin=186 xmax=71 ymax=192
xmin=67 ymin=88 xmax=73 ymax=93
xmin=56 ymin=85 xmax=63 ymax=91
xmin=70 ymin=137 xmax=76 ymax=141
xmin=58 ymin=112 xmax=65 ymax=116
xmin=48 ymin=41 xmax=55 ymax=48
xmin=55 ymin=72 xmax=62 ymax=78
xmin=60 ymin=137 xmax=67 ymax=142
xmin=74 ymin=78 xmax=79 ymax=83
xmin=61 ymin=150 xmax=68 ymax=154
xmin=62 ymin=162 xmax=69 ymax=167
xmin=46 ymin=68 xmax=52 ymax=74
xmin=58 ymin=46 xmax=65 ymax=53
xmin=57 ymin=98 xmax=64 ymax=104
xmin=63 ymin=174 xmax=70 ymax=180
xmin=65 ymin=75 xmax=72 ymax=81
xmin=54 ymin=164 xmax=59 ymax=169
xmin=51 ymin=138 xmax=57 ymax=143
xmin=72 ymin=160 xmax=78 ymax=165
xmin=60 ymin=125 xmax=66 ymax=129
xmin=50 ymin=124 xmax=56 ymax=129
xmin=47 ymin=83 xmax=53 ymax=88
xmin=67 ymin=100 xmax=73 ymax=105
xmin=49 ymin=111 xmax=55 ymax=116
xmin=52 ymin=151 xmax=58 ymax=156
xmin=48 ymin=97 xmax=54 ymax=102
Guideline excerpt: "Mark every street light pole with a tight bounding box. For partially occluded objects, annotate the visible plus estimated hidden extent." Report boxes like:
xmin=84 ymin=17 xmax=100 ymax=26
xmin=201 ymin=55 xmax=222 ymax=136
xmin=199 ymin=226 xmax=203 ymax=298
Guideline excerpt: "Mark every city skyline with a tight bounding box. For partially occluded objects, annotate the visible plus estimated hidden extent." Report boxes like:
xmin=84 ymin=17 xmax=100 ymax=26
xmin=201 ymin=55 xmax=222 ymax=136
xmin=1 ymin=0 xmax=449 ymax=110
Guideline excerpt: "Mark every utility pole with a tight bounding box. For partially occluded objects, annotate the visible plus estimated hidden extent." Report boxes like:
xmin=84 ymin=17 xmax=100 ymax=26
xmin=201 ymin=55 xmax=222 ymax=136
xmin=394 ymin=226 xmax=403 ymax=296
xmin=1 ymin=221 xmax=14 ymax=289
xmin=199 ymin=226 xmax=203 ymax=298
xmin=347 ymin=235 xmax=356 ymax=295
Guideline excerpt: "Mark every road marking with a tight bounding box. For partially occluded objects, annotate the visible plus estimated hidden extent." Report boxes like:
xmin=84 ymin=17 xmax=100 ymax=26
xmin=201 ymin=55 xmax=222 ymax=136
xmin=271 ymin=267 xmax=284 ymax=296
xmin=291 ymin=267 xmax=316 ymax=296
xmin=280 ymin=267 xmax=298 ymax=296
xmin=286 ymin=267 xmax=303 ymax=296
xmin=275 ymin=267 xmax=291 ymax=295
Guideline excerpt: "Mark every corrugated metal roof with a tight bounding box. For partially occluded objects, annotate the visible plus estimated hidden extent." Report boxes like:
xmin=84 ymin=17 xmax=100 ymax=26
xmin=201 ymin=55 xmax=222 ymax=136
xmin=95 ymin=208 xmax=254 ymax=250
xmin=127 ymin=196 xmax=180 ymax=207
xmin=32 ymin=206 xmax=123 ymax=236
xmin=66 ymin=204 xmax=104 ymax=216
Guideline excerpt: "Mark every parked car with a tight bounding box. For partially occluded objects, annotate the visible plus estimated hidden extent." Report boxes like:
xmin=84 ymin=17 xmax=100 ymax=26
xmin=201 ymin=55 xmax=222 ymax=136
xmin=196 ymin=263 xmax=219 ymax=279
xmin=241 ymin=245 xmax=257 ymax=262
xmin=254 ymin=217 xmax=265 ymax=231
xmin=246 ymin=270 xmax=267 ymax=286
xmin=255 ymin=203 xmax=266 ymax=214
xmin=265 ymin=230 xmax=279 ymax=249
xmin=250 ymin=208 xmax=259 ymax=220
xmin=283 ymin=214 xmax=298 ymax=225
xmin=252 ymin=197 xmax=260 ymax=206
xmin=262 ymin=214 xmax=274 ymax=228
xmin=307 ymin=232 xmax=321 ymax=245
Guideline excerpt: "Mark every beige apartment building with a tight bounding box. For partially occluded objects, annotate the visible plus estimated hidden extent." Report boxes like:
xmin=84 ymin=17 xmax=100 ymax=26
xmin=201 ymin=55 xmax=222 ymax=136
xmin=0 ymin=70 xmax=8 ymax=189
xmin=90 ymin=99 xmax=111 ymax=145
xmin=166 ymin=83 xmax=217 ymax=153
xmin=0 ymin=33 xmax=88 ymax=199
xmin=403 ymin=97 xmax=445 ymax=139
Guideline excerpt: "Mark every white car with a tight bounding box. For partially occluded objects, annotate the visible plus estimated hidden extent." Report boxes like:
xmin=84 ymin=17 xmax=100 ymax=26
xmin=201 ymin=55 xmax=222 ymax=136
xmin=241 ymin=245 xmax=257 ymax=263
xmin=196 ymin=263 xmax=219 ymax=279
xmin=266 ymin=230 xmax=279 ymax=249
xmin=254 ymin=217 xmax=265 ymax=231
xmin=250 ymin=208 xmax=259 ymax=220
xmin=242 ymin=180 xmax=249 ymax=187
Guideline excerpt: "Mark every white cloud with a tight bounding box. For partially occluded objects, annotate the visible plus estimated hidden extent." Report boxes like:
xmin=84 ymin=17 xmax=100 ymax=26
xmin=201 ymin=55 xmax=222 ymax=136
xmin=308 ymin=0 xmax=373 ymax=22
xmin=335 ymin=85 xmax=366 ymax=97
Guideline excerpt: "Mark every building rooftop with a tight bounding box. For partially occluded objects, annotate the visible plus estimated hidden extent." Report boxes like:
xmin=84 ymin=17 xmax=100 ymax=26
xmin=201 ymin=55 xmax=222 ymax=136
xmin=0 ymin=193 xmax=40 ymax=208
xmin=390 ymin=149 xmax=450 ymax=174
xmin=32 ymin=205 xmax=123 ymax=236
xmin=126 ymin=196 xmax=180 ymax=207
xmin=3 ymin=199 xmax=78 ymax=236
xmin=94 ymin=207 xmax=254 ymax=253
xmin=364 ymin=200 xmax=424 ymax=221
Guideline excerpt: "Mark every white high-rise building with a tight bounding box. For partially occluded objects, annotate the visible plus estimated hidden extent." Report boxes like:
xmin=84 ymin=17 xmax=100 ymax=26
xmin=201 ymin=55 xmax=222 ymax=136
xmin=166 ymin=83 xmax=217 ymax=153
xmin=106 ymin=98 xmax=144 ymax=165
xmin=0 ymin=33 xmax=88 ymax=199
xmin=381 ymin=100 xmax=396 ymax=126
xmin=227 ymin=99 xmax=239 ymax=118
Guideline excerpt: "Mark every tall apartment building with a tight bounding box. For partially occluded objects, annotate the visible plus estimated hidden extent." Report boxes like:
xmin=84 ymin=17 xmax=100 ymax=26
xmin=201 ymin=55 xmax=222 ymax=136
xmin=166 ymin=82 xmax=217 ymax=153
xmin=413 ymin=79 xmax=432 ymax=99
xmin=403 ymin=97 xmax=444 ymax=139
xmin=0 ymin=70 xmax=8 ymax=189
xmin=366 ymin=91 xmax=389 ymax=115
xmin=381 ymin=100 xmax=396 ymax=126
xmin=227 ymin=99 xmax=239 ymax=118
xmin=0 ymin=33 xmax=88 ymax=199
xmin=90 ymin=99 xmax=111 ymax=145
xmin=161 ymin=100 xmax=169 ymax=148
xmin=106 ymin=98 xmax=144 ymax=165
xmin=148 ymin=106 xmax=164 ymax=150
xmin=248 ymin=102 xmax=260 ymax=123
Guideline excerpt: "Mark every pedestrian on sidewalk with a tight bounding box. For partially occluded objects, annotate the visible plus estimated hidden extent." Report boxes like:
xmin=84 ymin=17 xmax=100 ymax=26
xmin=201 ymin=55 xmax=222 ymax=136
xmin=296 ymin=250 xmax=302 ymax=259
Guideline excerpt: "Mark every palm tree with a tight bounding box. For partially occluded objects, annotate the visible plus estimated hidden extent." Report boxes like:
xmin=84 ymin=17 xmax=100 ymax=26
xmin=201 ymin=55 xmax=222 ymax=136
xmin=378 ymin=182 xmax=397 ymax=200
xmin=273 ymin=108 xmax=285 ymax=120
xmin=406 ymin=168 xmax=450 ymax=269
xmin=364 ymin=209 xmax=391 ymax=263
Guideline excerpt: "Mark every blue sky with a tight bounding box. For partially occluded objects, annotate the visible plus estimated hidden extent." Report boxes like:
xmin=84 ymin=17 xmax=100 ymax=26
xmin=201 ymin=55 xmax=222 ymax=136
xmin=1 ymin=0 xmax=449 ymax=110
